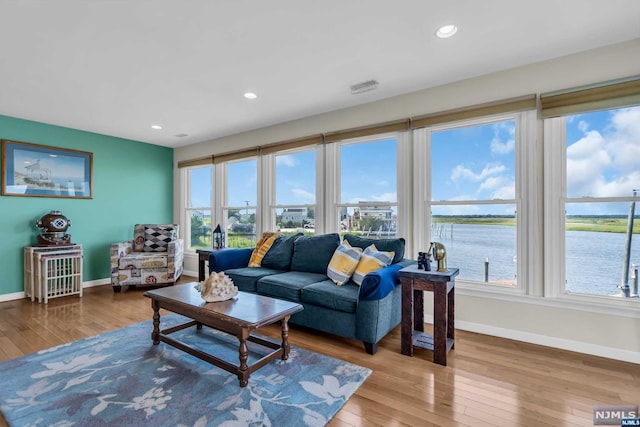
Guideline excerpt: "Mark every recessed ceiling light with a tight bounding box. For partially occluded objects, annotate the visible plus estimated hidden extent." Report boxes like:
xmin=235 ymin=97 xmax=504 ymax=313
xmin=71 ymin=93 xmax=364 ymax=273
xmin=244 ymin=92 xmax=257 ymax=99
xmin=151 ymin=125 xmax=162 ymax=130
xmin=436 ymin=24 xmax=458 ymax=39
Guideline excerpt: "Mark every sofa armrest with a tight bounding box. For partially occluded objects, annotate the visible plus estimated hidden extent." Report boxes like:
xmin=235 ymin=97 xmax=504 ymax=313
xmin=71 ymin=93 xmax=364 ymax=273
xmin=358 ymin=259 xmax=416 ymax=301
xmin=209 ymin=248 xmax=253 ymax=273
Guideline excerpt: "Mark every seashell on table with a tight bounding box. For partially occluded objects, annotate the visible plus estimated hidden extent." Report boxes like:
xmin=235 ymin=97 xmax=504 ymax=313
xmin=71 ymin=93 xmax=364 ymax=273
xmin=195 ymin=271 xmax=238 ymax=302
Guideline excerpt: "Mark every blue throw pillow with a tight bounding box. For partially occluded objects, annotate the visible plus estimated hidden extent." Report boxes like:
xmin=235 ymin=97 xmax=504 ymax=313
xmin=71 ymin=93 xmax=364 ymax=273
xmin=261 ymin=233 xmax=302 ymax=270
xmin=343 ymin=234 xmax=405 ymax=264
xmin=290 ymin=233 xmax=341 ymax=274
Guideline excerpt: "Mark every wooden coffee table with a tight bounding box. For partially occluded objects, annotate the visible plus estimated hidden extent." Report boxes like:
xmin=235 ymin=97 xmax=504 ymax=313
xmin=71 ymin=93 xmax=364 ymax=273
xmin=144 ymin=283 xmax=303 ymax=387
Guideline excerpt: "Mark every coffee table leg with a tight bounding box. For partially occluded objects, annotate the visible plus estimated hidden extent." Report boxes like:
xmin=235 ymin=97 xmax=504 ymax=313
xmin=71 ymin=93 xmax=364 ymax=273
xmin=151 ymin=300 xmax=160 ymax=345
xmin=281 ymin=316 xmax=291 ymax=360
xmin=238 ymin=329 xmax=250 ymax=387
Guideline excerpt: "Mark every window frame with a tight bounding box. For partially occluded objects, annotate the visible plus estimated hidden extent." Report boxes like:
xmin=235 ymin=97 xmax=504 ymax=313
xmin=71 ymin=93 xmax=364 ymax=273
xmin=544 ymin=111 xmax=640 ymax=310
xmin=325 ymin=132 xmax=410 ymax=246
xmin=414 ymin=110 xmax=538 ymax=296
xmin=263 ymin=145 xmax=321 ymax=234
xmin=182 ymin=165 xmax=214 ymax=251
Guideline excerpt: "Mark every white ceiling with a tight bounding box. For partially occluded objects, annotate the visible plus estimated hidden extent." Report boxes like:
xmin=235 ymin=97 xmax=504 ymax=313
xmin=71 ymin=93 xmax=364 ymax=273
xmin=1 ymin=1 xmax=639 ymax=148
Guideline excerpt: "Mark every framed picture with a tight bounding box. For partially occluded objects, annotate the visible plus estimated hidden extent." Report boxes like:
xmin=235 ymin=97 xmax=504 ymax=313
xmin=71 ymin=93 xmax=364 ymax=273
xmin=1 ymin=139 xmax=93 ymax=199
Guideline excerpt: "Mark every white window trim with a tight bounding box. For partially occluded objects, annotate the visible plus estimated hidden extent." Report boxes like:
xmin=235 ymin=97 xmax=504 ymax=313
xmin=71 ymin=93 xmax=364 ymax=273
xmin=326 ymin=132 xmax=406 ymax=240
xmin=414 ymin=111 xmax=537 ymax=296
xmin=543 ymin=115 xmax=640 ymax=312
xmin=182 ymin=165 xmax=215 ymax=253
xmin=264 ymin=146 xmax=320 ymax=233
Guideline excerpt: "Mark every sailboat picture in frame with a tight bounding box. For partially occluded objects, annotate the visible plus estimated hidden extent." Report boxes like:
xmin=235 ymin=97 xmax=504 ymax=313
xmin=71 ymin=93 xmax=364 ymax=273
xmin=1 ymin=139 xmax=93 ymax=199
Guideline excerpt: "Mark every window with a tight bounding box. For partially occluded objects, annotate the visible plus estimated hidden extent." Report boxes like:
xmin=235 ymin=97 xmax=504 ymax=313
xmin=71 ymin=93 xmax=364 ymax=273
xmin=547 ymin=105 xmax=640 ymax=299
xmin=428 ymin=118 xmax=518 ymax=285
xmin=224 ymin=159 xmax=257 ymax=248
xmin=416 ymin=110 xmax=537 ymax=292
xmin=274 ymin=149 xmax=316 ymax=234
xmin=337 ymin=137 xmax=398 ymax=238
xmin=185 ymin=166 xmax=212 ymax=250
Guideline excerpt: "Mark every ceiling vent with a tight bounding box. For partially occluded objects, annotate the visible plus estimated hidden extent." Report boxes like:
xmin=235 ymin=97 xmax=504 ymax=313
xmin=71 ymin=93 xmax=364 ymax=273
xmin=350 ymin=80 xmax=379 ymax=95
xmin=174 ymin=133 xmax=189 ymax=138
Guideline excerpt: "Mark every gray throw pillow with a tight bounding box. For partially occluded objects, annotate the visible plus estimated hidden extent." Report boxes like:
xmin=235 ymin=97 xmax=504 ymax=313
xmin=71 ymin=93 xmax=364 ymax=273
xmin=343 ymin=234 xmax=405 ymax=264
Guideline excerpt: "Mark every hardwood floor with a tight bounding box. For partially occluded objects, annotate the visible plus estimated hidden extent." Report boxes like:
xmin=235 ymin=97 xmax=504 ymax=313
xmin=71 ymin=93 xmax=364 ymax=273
xmin=1 ymin=276 xmax=638 ymax=426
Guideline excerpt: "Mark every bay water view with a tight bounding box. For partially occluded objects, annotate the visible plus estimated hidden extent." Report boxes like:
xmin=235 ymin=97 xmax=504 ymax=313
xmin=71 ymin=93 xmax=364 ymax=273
xmin=435 ymin=222 xmax=640 ymax=296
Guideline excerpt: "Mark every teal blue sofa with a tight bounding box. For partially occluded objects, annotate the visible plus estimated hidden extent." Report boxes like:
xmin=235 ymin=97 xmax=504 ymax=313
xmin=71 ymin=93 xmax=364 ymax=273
xmin=208 ymin=233 xmax=413 ymax=354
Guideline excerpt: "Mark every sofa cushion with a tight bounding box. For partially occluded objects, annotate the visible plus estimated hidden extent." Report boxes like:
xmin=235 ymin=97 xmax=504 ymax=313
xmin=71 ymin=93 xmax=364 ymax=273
xmin=352 ymin=244 xmax=394 ymax=286
xmin=290 ymin=233 xmax=340 ymax=274
xmin=343 ymin=234 xmax=405 ymax=264
xmin=261 ymin=233 xmax=301 ymax=270
xmin=248 ymin=232 xmax=280 ymax=267
xmin=257 ymin=271 xmax=329 ymax=302
xmin=301 ymin=280 xmax=359 ymax=313
xmin=327 ymin=240 xmax=362 ymax=286
xmin=223 ymin=267 xmax=285 ymax=293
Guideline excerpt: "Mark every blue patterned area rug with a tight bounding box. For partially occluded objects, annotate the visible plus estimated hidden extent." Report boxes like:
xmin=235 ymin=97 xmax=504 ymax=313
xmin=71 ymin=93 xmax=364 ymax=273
xmin=0 ymin=314 xmax=371 ymax=427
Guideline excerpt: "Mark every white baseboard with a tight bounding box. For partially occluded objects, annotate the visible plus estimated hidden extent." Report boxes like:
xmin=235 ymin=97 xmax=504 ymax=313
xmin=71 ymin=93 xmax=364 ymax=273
xmin=182 ymin=269 xmax=198 ymax=279
xmin=455 ymin=320 xmax=640 ymax=364
xmin=0 ymin=291 xmax=26 ymax=302
xmin=83 ymin=278 xmax=110 ymax=288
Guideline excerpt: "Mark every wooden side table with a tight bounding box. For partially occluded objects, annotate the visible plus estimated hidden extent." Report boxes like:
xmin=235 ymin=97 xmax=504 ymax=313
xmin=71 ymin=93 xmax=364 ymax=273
xmin=399 ymin=265 xmax=459 ymax=366
xmin=195 ymin=248 xmax=225 ymax=281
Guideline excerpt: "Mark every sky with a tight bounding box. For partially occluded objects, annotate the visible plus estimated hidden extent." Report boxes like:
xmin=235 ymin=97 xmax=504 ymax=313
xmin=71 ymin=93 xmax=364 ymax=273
xmin=189 ymin=105 xmax=640 ymax=217
xmin=566 ymin=106 xmax=640 ymax=204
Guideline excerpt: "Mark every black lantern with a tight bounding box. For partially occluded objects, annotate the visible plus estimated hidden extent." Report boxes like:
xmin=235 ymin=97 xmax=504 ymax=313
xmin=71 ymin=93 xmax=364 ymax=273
xmin=212 ymin=224 xmax=225 ymax=249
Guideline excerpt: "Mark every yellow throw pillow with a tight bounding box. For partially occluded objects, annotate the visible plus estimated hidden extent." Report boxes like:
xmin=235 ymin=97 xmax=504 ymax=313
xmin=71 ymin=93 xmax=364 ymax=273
xmin=327 ymin=240 xmax=363 ymax=286
xmin=352 ymin=244 xmax=394 ymax=286
xmin=248 ymin=232 xmax=280 ymax=267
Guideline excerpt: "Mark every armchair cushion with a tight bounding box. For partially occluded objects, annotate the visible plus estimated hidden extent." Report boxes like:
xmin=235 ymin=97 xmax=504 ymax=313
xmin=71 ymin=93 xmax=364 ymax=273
xmin=143 ymin=225 xmax=177 ymax=252
xmin=132 ymin=223 xmax=178 ymax=252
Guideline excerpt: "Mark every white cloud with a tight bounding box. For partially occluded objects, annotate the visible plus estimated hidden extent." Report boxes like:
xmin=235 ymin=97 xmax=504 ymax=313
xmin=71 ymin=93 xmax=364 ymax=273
xmin=490 ymin=183 xmax=515 ymax=200
xmin=577 ymin=120 xmax=589 ymax=133
xmin=451 ymin=163 xmax=506 ymax=182
xmin=491 ymin=122 xmax=515 ymax=155
xmin=276 ymin=155 xmax=297 ymax=167
xmin=371 ymin=192 xmax=397 ymax=202
xmin=567 ymin=106 xmax=640 ymax=198
xmin=376 ymin=180 xmax=389 ymax=187
xmin=491 ymin=138 xmax=514 ymax=155
xmin=290 ymin=188 xmax=315 ymax=203
xmin=477 ymin=176 xmax=514 ymax=199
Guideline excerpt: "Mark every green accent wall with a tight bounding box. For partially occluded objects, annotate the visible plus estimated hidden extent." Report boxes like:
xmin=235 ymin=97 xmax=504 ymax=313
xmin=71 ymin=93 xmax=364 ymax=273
xmin=0 ymin=115 xmax=173 ymax=297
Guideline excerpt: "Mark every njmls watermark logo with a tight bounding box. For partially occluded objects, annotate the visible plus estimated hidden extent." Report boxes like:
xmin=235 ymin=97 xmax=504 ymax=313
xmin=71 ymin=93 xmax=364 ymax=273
xmin=593 ymin=405 xmax=639 ymax=425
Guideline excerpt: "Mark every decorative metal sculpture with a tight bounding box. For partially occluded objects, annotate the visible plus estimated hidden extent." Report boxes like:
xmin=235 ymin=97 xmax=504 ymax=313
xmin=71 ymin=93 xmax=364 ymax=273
xmin=429 ymin=241 xmax=447 ymax=272
xmin=35 ymin=210 xmax=71 ymax=246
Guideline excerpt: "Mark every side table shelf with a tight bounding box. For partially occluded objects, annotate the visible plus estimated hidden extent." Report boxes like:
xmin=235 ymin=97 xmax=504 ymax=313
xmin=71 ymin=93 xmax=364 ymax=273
xmin=399 ymin=265 xmax=459 ymax=366
xmin=24 ymin=245 xmax=83 ymax=303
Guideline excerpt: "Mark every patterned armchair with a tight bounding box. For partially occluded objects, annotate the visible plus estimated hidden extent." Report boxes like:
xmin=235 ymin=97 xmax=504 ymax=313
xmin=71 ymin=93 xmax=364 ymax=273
xmin=110 ymin=224 xmax=184 ymax=292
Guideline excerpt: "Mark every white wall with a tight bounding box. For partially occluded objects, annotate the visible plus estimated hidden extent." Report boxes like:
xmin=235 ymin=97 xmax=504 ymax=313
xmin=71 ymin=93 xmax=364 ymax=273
xmin=175 ymin=39 xmax=640 ymax=363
